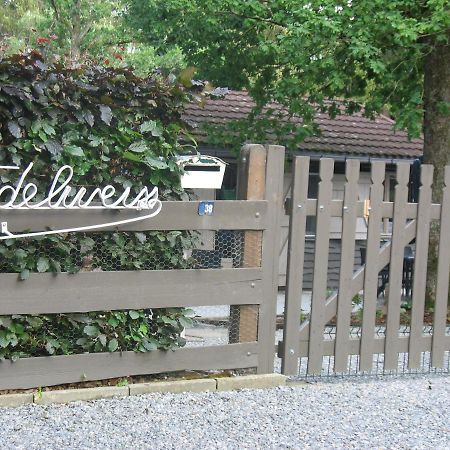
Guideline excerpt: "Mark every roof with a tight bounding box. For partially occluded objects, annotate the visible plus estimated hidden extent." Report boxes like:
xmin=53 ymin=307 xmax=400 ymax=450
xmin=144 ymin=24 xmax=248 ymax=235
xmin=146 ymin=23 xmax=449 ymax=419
xmin=183 ymin=90 xmax=423 ymax=159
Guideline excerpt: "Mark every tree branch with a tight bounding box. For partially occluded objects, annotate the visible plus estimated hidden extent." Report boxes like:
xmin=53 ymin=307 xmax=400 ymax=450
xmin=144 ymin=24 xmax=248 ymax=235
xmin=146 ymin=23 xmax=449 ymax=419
xmin=225 ymin=10 xmax=286 ymax=28
xmin=49 ymin=0 xmax=60 ymax=20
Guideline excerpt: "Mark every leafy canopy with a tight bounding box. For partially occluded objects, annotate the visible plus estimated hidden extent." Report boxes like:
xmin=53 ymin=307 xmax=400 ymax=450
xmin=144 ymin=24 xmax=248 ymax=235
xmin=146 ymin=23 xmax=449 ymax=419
xmin=127 ymin=0 xmax=450 ymax=140
xmin=0 ymin=0 xmax=186 ymax=76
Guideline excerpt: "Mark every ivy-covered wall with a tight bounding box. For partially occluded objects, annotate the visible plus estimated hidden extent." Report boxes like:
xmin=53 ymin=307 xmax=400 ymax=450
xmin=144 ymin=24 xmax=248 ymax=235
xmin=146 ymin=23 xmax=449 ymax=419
xmin=0 ymin=51 xmax=202 ymax=361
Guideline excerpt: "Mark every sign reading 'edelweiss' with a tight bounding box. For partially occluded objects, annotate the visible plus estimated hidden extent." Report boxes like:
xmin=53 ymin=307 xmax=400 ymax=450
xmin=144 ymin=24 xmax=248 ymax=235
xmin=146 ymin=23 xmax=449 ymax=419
xmin=0 ymin=163 xmax=162 ymax=240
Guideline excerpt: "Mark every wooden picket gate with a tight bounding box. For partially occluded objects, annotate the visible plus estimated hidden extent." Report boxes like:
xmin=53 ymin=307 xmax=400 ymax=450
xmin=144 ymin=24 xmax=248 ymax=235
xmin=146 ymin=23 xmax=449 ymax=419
xmin=280 ymin=156 xmax=450 ymax=376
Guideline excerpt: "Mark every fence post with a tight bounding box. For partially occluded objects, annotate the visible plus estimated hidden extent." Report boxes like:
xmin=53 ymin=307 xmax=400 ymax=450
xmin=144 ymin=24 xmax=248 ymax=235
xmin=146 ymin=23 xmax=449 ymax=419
xmin=257 ymin=145 xmax=285 ymax=373
xmin=229 ymin=144 xmax=267 ymax=343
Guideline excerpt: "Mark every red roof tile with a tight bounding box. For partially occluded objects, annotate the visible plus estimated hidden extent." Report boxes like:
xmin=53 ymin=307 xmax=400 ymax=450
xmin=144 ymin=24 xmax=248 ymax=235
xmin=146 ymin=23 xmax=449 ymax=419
xmin=183 ymin=90 xmax=423 ymax=159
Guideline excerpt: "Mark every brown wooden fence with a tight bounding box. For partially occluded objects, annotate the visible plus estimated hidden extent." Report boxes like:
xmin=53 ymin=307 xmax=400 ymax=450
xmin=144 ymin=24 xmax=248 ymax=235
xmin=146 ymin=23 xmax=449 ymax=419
xmin=2 ymin=146 xmax=449 ymax=389
xmin=0 ymin=145 xmax=284 ymax=390
xmin=280 ymin=156 xmax=450 ymax=376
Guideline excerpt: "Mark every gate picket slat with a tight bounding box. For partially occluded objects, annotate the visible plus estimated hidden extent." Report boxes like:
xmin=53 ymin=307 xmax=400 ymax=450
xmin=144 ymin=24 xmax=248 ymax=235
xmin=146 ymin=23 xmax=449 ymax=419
xmin=431 ymin=167 xmax=450 ymax=367
xmin=281 ymin=156 xmax=310 ymax=375
xmin=384 ymin=163 xmax=410 ymax=370
xmin=408 ymin=165 xmax=433 ymax=368
xmin=359 ymin=162 xmax=385 ymax=371
xmin=334 ymin=160 xmax=360 ymax=372
xmin=307 ymin=158 xmax=334 ymax=374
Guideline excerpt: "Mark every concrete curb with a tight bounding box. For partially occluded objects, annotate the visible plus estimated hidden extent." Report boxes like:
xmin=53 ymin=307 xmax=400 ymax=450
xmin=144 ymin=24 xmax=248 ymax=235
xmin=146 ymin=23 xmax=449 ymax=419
xmin=129 ymin=378 xmax=217 ymax=396
xmin=34 ymin=386 xmax=129 ymax=405
xmin=0 ymin=393 xmax=34 ymax=408
xmin=217 ymin=374 xmax=286 ymax=391
xmin=0 ymin=374 xmax=287 ymax=408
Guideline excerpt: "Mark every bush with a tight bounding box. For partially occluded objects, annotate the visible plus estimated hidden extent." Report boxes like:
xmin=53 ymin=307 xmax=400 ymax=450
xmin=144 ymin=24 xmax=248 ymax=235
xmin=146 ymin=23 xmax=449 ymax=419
xmin=0 ymin=50 xmax=204 ymax=360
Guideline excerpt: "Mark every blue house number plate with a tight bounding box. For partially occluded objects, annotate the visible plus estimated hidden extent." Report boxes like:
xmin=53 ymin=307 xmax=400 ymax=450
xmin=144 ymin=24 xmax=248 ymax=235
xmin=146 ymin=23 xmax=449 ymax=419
xmin=198 ymin=201 xmax=215 ymax=216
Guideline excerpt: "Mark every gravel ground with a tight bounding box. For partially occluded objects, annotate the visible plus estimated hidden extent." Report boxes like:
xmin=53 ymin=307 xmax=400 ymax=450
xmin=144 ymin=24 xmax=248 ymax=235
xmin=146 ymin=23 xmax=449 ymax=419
xmin=1 ymin=375 xmax=449 ymax=450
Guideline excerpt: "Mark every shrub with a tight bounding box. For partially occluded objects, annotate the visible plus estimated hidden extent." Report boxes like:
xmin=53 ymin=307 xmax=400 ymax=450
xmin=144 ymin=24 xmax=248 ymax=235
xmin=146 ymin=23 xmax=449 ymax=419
xmin=0 ymin=50 xmax=204 ymax=360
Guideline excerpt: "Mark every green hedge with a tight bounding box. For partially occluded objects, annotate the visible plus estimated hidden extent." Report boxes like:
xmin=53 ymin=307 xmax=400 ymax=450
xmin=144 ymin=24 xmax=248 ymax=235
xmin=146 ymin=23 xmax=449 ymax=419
xmin=0 ymin=51 xmax=203 ymax=361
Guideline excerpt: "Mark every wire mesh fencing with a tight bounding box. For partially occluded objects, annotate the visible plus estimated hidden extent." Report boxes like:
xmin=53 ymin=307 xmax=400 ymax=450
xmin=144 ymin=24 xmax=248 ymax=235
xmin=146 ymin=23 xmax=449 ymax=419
xmin=294 ymin=325 xmax=450 ymax=380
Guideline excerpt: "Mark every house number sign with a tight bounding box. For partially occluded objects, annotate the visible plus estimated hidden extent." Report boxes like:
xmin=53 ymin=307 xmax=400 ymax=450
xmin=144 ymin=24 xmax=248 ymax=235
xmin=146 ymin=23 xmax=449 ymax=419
xmin=0 ymin=163 xmax=162 ymax=240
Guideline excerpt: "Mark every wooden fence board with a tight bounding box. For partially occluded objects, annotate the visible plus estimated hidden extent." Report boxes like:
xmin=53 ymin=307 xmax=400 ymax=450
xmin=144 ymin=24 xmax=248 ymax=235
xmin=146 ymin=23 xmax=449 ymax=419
xmin=359 ymin=162 xmax=385 ymax=370
xmin=281 ymin=156 xmax=310 ymax=375
xmin=334 ymin=160 xmax=360 ymax=372
xmin=0 ymin=343 xmax=259 ymax=390
xmin=2 ymin=200 xmax=268 ymax=232
xmin=304 ymin=199 xmax=441 ymax=220
xmin=384 ymin=163 xmax=410 ymax=370
xmin=0 ymin=268 xmax=263 ymax=315
xmin=408 ymin=165 xmax=433 ymax=368
xmin=432 ymin=167 xmax=450 ymax=367
xmin=307 ymin=158 xmax=334 ymax=374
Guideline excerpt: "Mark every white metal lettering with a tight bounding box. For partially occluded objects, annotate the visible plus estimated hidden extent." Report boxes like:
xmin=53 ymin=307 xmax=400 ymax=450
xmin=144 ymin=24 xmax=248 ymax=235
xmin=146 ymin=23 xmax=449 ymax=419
xmin=0 ymin=163 xmax=162 ymax=240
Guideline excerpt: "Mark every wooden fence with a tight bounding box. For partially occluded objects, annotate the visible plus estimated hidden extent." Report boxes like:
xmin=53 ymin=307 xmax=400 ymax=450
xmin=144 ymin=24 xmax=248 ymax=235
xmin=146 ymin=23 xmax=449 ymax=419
xmin=280 ymin=156 xmax=450 ymax=376
xmin=0 ymin=145 xmax=284 ymax=390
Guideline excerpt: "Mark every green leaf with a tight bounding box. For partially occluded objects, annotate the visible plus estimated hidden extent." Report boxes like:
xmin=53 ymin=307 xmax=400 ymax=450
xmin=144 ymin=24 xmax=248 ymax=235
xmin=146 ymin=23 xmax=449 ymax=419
xmin=84 ymin=325 xmax=100 ymax=337
xmin=36 ymin=257 xmax=50 ymax=273
xmin=98 ymin=334 xmax=107 ymax=346
xmin=123 ymin=151 xmax=141 ymax=162
xmin=65 ymin=145 xmax=85 ymax=157
xmin=50 ymin=259 xmax=62 ymax=273
xmin=129 ymin=310 xmax=140 ymax=320
xmin=42 ymin=122 xmax=56 ymax=136
xmin=135 ymin=232 xmax=147 ymax=244
xmin=108 ymin=338 xmax=118 ymax=352
xmin=129 ymin=141 xmax=148 ymax=153
xmin=7 ymin=121 xmax=21 ymax=138
xmin=177 ymin=67 xmax=196 ymax=88
xmin=140 ymin=120 xmax=157 ymax=133
xmin=19 ymin=269 xmax=30 ymax=281
xmin=99 ymin=105 xmax=112 ymax=125
xmin=142 ymin=339 xmax=157 ymax=351
xmin=45 ymin=342 xmax=55 ymax=355
xmin=143 ymin=156 xmax=168 ymax=169
xmin=44 ymin=139 xmax=63 ymax=156
xmin=178 ymin=316 xmax=193 ymax=329
xmin=15 ymin=248 xmax=27 ymax=259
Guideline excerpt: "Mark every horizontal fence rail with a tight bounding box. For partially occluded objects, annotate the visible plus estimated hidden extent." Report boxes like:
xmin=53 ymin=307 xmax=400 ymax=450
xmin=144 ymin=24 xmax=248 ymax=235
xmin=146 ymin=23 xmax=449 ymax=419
xmin=0 ymin=343 xmax=259 ymax=390
xmin=2 ymin=200 xmax=268 ymax=232
xmin=0 ymin=268 xmax=264 ymax=315
xmin=281 ymin=157 xmax=450 ymax=377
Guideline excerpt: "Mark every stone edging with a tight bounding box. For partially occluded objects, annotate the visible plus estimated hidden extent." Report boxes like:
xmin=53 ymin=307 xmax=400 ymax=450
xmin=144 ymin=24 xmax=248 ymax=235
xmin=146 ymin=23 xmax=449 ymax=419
xmin=0 ymin=374 xmax=287 ymax=408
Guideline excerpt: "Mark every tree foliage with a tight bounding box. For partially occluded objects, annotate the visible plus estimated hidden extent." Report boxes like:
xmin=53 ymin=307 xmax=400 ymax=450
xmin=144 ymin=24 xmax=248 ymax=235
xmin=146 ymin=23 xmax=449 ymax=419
xmin=127 ymin=0 xmax=449 ymax=140
xmin=0 ymin=0 xmax=186 ymax=75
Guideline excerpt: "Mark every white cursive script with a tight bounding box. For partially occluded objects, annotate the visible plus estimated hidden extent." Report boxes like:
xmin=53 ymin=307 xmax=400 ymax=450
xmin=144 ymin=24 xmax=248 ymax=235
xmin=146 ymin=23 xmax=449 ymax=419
xmin=0 ymin=163 xmax=162 ymax=240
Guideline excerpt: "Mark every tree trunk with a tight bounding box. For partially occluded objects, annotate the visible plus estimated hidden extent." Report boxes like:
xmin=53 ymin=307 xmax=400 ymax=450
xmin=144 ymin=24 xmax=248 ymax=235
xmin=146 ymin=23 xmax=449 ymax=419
xmin=422 ymin=36 xmax=450 ymax=305
xmin=69 ymin=0 xmax=82 ymax=65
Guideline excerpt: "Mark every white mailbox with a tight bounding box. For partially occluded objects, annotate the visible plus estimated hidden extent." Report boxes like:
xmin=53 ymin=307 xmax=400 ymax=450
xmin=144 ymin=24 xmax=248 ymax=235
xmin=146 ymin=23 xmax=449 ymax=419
xmin=177 ymin=155 xmax=226 ymax=189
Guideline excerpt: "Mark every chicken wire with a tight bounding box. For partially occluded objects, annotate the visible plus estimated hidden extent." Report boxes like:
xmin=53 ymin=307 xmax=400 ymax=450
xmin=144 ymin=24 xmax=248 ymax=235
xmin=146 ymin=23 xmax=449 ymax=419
xmin=0 ymin=229 xmax=261 ymax=273
xmin=295 ymin=325 xmax=450 ymax=379
xmin=0 ymin=229 xmax=262 ymax=355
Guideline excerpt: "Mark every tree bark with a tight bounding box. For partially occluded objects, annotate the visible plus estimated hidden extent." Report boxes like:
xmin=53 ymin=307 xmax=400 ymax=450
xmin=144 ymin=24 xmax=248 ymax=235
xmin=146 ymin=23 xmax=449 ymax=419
xmin=69 ymin=0 xmax=82 ymax=65
xmin=422 ymin=35 xmax=450 ymax=305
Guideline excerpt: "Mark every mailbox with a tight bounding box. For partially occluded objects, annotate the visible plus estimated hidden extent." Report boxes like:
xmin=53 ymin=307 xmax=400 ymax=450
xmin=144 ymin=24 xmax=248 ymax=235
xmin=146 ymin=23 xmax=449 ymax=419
xmin=177 ymin=155 xmax=226 ymax=189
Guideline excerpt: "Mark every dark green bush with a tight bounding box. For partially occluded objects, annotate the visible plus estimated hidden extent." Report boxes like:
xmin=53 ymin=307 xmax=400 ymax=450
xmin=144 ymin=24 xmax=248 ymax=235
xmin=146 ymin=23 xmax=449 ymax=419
xmin=0 ymin=51 xmax=203 ymax=360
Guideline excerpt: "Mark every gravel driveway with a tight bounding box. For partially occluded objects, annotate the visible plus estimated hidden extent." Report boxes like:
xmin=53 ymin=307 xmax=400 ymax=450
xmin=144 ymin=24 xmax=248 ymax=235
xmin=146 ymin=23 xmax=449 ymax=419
xmin=1 ymin=374 xmax=448 ymax=450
